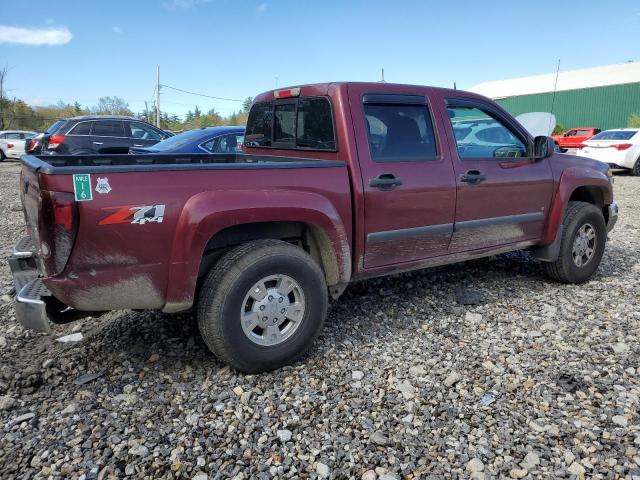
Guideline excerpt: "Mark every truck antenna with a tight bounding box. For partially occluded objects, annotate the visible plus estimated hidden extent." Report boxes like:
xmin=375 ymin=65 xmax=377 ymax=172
xmin=548 ymin=59 xmax=560 ymax=135
xmin=380 ymin=67 xmax=386 ymax=83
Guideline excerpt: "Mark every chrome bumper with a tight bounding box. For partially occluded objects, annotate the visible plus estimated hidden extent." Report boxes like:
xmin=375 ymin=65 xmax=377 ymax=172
xmin=7 ymin=236 xmax=52 ymax=333
xmin=607 ymin=202 xmax=619 ymax=233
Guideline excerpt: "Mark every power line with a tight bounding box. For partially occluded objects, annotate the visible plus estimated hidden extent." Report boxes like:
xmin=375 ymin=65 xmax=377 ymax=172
xmin=160 ymin=83 xmax=243 ymax=102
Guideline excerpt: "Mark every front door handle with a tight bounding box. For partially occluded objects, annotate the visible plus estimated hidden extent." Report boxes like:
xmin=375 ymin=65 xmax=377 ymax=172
xmin=460 ymin=170 xmax=486 ymax=184
xmin=93 ymin=141 xmax=103 ymax=145
xmin=133 ymin=144 xmax=143 ymax=147
xmin=369 ymin=173 xmax=402 ymax=191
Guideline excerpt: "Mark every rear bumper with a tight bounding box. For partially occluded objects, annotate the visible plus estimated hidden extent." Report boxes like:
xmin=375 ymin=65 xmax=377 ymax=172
xmin=8 ymin=236 xmax=52 ymax=333
xmin=607 ymin=202 xmax=619 ymax=233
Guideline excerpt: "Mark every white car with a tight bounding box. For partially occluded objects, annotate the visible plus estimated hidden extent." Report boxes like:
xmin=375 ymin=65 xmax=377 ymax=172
xmin=577 ymin=129 xmax=640 ymax=175
xmin=0 ymin=130 xmax=38 ymax=161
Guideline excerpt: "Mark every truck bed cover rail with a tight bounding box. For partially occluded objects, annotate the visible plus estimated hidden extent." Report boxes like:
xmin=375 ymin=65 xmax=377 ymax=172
xmin=22 ymin=153 xmax=346 ymax=174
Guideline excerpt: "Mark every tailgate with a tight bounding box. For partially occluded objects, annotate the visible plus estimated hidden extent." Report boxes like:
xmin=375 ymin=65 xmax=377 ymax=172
xmin=20 ymin=164 xmax=43 ymax=257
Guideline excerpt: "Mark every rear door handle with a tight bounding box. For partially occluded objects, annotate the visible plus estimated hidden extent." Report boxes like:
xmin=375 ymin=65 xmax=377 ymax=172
xmin=93 ymin=141 xmax=103 ymax=145
xmin=133 ymin=144 xmax=143 ymax=147
xmin=460 ymin=170 xmax=486 ymax=184
xmin=369 ymin=173 xmax=402 ymax=190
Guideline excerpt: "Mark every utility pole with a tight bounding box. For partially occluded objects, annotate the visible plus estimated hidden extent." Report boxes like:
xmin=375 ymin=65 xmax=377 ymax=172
xmin=156 ymin=65 xmax=161 ymax=128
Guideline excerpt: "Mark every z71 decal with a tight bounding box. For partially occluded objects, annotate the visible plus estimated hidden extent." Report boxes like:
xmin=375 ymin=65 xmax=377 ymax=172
xmin=99 ymin=205 xmax=166 ymax=225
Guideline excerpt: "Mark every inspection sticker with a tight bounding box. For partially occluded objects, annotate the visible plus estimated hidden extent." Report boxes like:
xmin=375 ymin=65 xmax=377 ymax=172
xmin=73 ymin=174 xmax=93 ymax=202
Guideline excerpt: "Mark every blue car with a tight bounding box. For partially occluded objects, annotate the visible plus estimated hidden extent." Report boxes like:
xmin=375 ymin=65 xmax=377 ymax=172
xmin=129 ymin=126 xmax=244 ymax=154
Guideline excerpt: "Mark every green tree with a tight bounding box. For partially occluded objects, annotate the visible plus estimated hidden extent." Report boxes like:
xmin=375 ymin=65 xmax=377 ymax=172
xmin=552 ymin=123 xmax=565 ymax=135
xmin=93 ymin=96 xmax=133 ymax=116
xmin=242 ymin=97 xmax=253 ymax=115
xmin=629 ymin=114 xmax=640 ymax=128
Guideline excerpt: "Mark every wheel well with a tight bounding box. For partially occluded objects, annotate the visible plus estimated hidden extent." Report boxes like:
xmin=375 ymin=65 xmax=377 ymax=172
xmin=568 ymin=186 xmax=608 ymax=223
xmin=198 ymin=221 xmax=340 ymax=286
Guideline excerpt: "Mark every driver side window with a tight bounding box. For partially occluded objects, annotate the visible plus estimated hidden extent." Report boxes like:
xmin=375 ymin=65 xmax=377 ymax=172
xmin=447 ymin=106 xmax=527 ymax=159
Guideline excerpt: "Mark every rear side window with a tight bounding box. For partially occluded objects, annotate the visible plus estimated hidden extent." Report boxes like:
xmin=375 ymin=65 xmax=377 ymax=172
xmin=245 ymin=97 xmax=336 ymax=151
xmin=364 ymin=104 xmax=438 ymax=161
xmin=46 ymin=120 xmax=65 ymax=134
xmin=68 ymin=122 xmax=92 ymax=135
xmin=93 ymin=121 xmax=125 ymax=137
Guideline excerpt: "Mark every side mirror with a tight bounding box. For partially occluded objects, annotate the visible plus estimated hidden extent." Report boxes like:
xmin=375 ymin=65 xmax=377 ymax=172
xmin=533 ymin=135 xmax=554 ymax=160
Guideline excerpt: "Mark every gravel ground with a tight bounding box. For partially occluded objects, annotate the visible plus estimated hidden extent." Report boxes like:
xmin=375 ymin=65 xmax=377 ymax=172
xmin=1 ymin=159 xmax=639 ymax=479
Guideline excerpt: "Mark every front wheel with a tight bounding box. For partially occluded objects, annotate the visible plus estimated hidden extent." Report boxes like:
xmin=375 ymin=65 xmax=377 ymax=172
xmin=632 ymin=157 xmax=640 ymax=176
xmin=0 ymin=150 xmax=5 ymax=162
xmin=197 ymin=239 xmax=328 ymax=373
xmin=543 ymin=201 xmax=607 ymax=283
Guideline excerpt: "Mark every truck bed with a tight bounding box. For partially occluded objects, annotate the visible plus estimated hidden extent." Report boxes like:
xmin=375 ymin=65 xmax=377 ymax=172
xmin=23 ymin=153 xmax=345 ymax=174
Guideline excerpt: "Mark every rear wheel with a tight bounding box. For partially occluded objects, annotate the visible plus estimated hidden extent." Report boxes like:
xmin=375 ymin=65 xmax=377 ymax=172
xmin=0 ymin=150 xmax=5 ymax=162
xmin=543 ymin=201 xmax=607 ymax=283
xmin=197 ymin=239 xmax=328 ymax=373
xmin=632 ymin=157 xmax=640 ymax=176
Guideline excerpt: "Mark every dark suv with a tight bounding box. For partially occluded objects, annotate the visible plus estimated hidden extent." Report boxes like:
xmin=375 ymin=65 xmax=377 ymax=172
xmin=40 ymin=116 xmax=172 ymax=155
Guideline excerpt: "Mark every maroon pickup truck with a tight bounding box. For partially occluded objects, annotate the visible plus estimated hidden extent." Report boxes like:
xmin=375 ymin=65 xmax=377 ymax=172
xmin=9 ymin=82 xmax=618 ymax=372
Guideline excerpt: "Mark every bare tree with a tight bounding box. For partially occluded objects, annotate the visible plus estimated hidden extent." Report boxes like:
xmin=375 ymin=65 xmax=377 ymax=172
xmin=0 ymin=65 xmax=8 ymax=130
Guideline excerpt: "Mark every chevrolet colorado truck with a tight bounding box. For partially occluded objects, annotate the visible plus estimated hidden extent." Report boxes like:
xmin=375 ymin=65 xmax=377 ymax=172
xmin=9 ymin=82 xmax=618 ymax=372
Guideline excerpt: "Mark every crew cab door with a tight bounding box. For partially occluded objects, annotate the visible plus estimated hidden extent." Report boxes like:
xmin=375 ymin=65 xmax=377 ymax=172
xmin=443 ymin=98 xmax=554 ymax=253
xmin=347 ymin=85 xmax=457 ymax=268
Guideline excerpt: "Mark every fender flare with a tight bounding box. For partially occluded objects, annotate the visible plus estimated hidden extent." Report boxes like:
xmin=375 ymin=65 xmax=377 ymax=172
xmin=540 ymin=166 xmax=612 ymax=246
xmin=163 ymin=189 xmax=351 ymax=312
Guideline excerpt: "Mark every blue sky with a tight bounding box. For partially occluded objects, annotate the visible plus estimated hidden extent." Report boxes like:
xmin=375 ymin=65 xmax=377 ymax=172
xmin=1 ymin=0 xmax=638 ymax=118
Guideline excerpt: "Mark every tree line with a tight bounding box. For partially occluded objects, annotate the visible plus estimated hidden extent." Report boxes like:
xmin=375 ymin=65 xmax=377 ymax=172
xmin=0 ymin=95 xmax=252 ymax=133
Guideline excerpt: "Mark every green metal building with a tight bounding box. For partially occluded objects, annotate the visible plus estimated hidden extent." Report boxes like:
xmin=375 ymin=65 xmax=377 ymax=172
xmin=469 ymin=62 xmax=640 ymax=131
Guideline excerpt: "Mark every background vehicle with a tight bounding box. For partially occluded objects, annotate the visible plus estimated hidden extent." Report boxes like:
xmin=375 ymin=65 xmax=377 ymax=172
xmin=9 ymin=82 xmax=617 ymax=373
xmin=577 ymin=128 xmax=640 ymax=175
xmin=553 ymin=127 xmax=600 ymax=152
xmin=41 ymin=115 xmax=172 ymax=155
xmin=0 ymin=130 xmax=38 ymax=160
xmin=129 ymin=126 xmax=244 ymax=154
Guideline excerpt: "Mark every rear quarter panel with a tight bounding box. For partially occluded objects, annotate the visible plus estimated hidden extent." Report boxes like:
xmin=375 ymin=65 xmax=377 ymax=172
xmin=39 ymin=164 xmax=352 ymax=311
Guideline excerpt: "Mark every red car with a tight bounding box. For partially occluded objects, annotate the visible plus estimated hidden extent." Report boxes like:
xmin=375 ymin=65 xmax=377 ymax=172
xmin=553 ymin=127 xmax=601 ymax=151
xmin=9 ymin=82 xmax=618 ymax=372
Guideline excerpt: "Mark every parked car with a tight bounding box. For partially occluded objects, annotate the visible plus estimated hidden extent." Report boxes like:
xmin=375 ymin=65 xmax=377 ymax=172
xmin=9 ymin=82 xmax=617 ymax=373
xmin=576 ymin=128 xmax=640 ymax=175
xmin=129 ymin=126 xmax=244 ymax=154
xmin=0 ymin=130 xmax=38 ymax=161
xmin=40 ymin=116 xmax=172 ymax=155
xmin=552 ymin=127 xmax=600 ymax=152
xmin=25 ymin=133 xmax=44 ymax=155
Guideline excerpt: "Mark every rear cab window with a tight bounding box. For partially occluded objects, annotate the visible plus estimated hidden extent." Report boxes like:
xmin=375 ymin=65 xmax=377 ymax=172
xmin=245 ymin=96 xmax=336 ymax=151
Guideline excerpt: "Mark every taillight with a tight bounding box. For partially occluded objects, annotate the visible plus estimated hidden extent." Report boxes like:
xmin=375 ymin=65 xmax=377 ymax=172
xmin=610 ymin=143 xmax=632 ymax=151
xmin=38 ymin=191 xmax=78 ymax=276
xmin=577 ymin=144 xmax=587 ymax=150
xmin=7 ymin=143 xmax=14 ymax=148
xmin=27 ymin=139 xmax=38 ymax=152
xmin=274 ymin=87 xmax=300 ymax=99
xmin=48 ymin=134 xmax=65 ymax=149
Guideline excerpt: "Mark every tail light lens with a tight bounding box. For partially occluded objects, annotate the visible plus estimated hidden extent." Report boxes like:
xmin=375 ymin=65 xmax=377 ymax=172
xmin=27 ymin=139 xmax=38 ymax=152
xmin=610 ymin=143 xmax=632 ymax=151
xmin=7 ymin=143 xmax=14 ymax=148
xmin=47 ymin=134 xmax=65 ymax=150
xmin=38 ymin=191 xmax=78 ymax=276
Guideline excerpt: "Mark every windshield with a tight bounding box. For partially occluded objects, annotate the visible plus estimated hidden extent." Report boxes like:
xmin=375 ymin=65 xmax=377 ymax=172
xmin=591 ymin=130 xmax=637 ymax=141
xmin=145 ymin=129 xmax=215 ymax=151
xmin=45 ymin=120 xmax=65 ymax=134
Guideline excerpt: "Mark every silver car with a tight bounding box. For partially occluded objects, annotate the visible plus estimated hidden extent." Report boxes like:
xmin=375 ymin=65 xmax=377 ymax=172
xmin=0 ymin=130 xmax=38 ymax=161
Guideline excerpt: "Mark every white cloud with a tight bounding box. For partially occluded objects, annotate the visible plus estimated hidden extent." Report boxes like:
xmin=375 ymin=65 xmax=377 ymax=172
xmin=112 ymin=26 xmax=123 ymax=34
xmin=23 ymin=96 xmax=46 ymax=107
xmin=256 ymin=2 xmax=267 ymax=12
xmin=0 ymin=25 xmax=72 ymax=46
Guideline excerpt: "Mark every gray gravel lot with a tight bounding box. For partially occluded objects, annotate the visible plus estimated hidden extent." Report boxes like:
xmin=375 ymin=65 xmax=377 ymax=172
xmin=0 ymin=160 xmax=639 ymax=479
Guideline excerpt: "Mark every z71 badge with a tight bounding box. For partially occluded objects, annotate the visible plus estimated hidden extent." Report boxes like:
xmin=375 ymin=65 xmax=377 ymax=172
xmin=99 ymin=204 xmax=166 ymax=225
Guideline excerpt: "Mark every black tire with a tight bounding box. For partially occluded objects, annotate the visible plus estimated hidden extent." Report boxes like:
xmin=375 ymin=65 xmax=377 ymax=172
xmin=0 ymin=150 xmax=5 ymax=162
xmin=543 ymin=201 xmax=607 ymax=283
xmin=197 ymin=239 xmax=328 ymax=373
xmin=632 ymin=158 xmax=640 ymax=176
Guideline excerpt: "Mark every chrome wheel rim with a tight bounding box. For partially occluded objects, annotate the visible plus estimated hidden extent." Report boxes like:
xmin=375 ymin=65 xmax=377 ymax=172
xmin=240 ymin=274 xmax=305 ymax=346
xmin=572 ymin=223 xmax=596 ymax=268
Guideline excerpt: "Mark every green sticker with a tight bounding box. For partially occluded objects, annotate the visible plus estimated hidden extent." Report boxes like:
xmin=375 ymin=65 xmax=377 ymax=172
xmin=73 ymin=174 xmax=93 ymax=202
